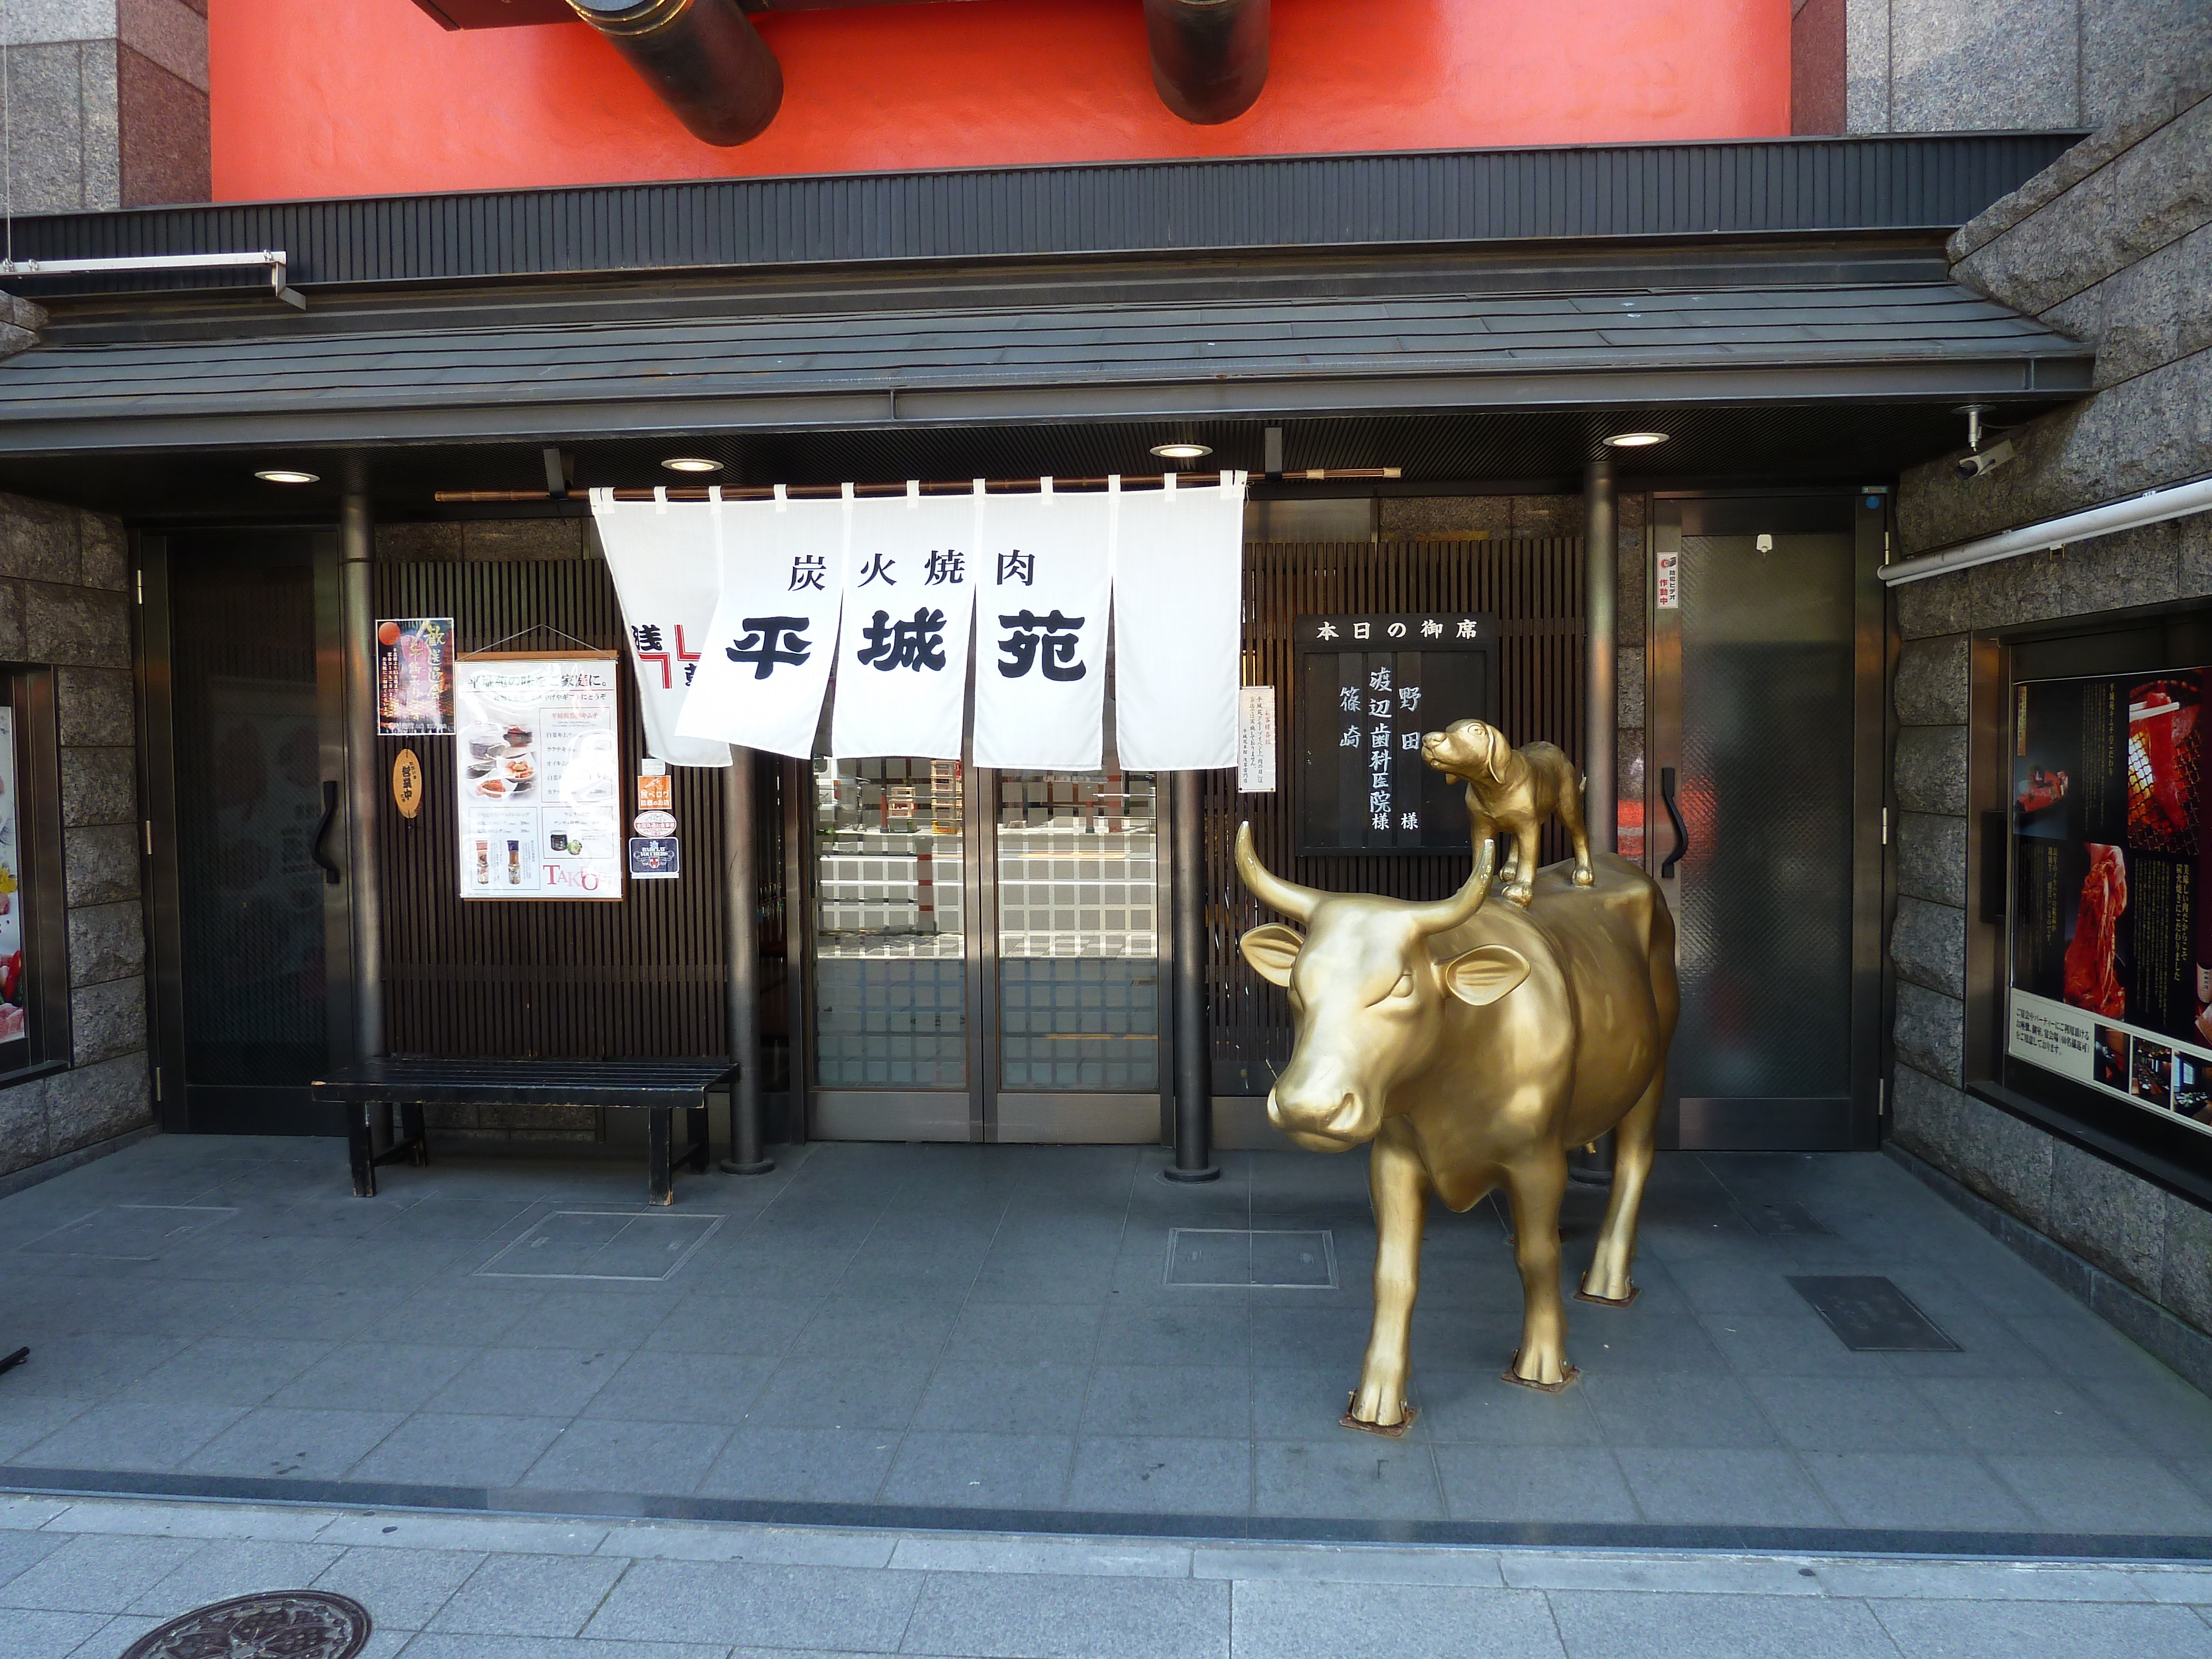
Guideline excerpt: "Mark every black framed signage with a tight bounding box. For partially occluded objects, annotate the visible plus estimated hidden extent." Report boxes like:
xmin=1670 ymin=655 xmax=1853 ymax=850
xmin=1296 ymin=612 xmax=1498 ymax=855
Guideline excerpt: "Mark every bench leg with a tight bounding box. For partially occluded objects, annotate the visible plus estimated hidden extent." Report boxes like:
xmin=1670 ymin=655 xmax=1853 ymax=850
xmin=686 ymin=1105 xmax=710 ymax=1174
xmin=649 ymin=1108 xmax=674 ymax=1206
xmin=349 ymin=1105 xmax=378 ymax=1198
xmin=401 ymin=1103 xmax=430 ymax=1165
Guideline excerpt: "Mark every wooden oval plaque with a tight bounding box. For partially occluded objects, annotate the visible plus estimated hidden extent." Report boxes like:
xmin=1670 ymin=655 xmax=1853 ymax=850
xmin=392 ymin=748 xmax=424 ymax=820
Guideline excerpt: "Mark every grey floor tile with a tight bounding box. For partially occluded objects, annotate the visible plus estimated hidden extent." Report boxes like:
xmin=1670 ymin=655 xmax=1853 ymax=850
xmin=231 ymin=1284 xmax=416 ymax=1342
xmin=425 ymin=1347 xmax=623 ymax=1417
xmin=267 ymin=1343 xmax=478 ymax=1413
xmin=0 ymin=1531 xmax=69 ymax=1590
xmin=115 ymin=1338 xmax=334 ymax=1407
xmin=0 ymin=1397 xmax=97 ymax=1464
xmin=1573 ymin=1312 xmax=1734 ymax=1376
xmin=67 ymin=1615 xmax=166 ymax=1658
xmin=1249 ymin=1307 xmax=1376 ymax=1369
xmin=1414 ymin=1371 xmax=1605 ymax=1448
xmin=582 ymin=1557 xmax=924 ymax=1650
xmin=1252 ymin=1366 xmax=1413 ymax=1443
xmin=743 ymin=1358 xmax=932 ymax=1431
xmin=1660 ymin=1259 xmax=1813 ymax=1317
xmin=311 ymin=1544 xmax=487 ymax=1629
xmin=1547 ymin=1588 xmax=1903 ymax=1659
xmin=909 ymin=1362 xmax=1091 ymax=1436
xmin=1988 ymin=1453 xmax=2212 ymax=1536
xmin=641 ymin=1296 xmax=818 ymax=1359
xmin=1699 ymin=1312 xmax=1897 ymax=1378
xmin=878 ymin=1431 xmax=1074 ymax=1509
xmin=1582 ymin=1373 xmax=1782 ymax=1449
xmin=0 ymin=1534 xmax=204 ymax=1613
xmin=426 ymin=1552 xmax=630 ymax=1637
xmin=1230 ymin=1578 xmax=1559 ymax=1659
xmin=1098 ymin=1305 xmax=1253 ymax=1367
xmin=1065 ymin=1436 xmax=1253 ymax=1516
xmin=1613 ymin=1448 xmax=1838 ymax=1527
xmin=580 ymin=1350 xmax=776 ymax=1424
xmin=19 ymin=1401 xmax=247 ymax=1473
xmin=1799 ymin=1451 xmax=2040 ymax=1531
xmin=1881 ymin=1308 xmax=2055 ymax=1379
xmin=1253 ymin=1437 xmax=1447 ymax=1521
xmin=363 ymin=1285 xmax=544 ymax=1348
xmin=400 ymin=1638 xmax=726 ymax=1659
xmin=182 ymin=1407 xmax=408 ymax=1480
xmin=1082 ymin=1364 xmax=1251 ymax=1439
xmin=1742 ymin=1374 xmax=1958 ymax=1453
xmin=0 ymin=1335 xmax=186 ymax=1399
xmin=123 ymin=1538 xmax=346 ymax=1618
xmin=2077 ymin=1364 xmax=2212 ymax=1457
xmin=494 ymin=1290 xmax=680 ymax=1351
xmin=348 ymin=1412 xmax=568 ymax=1488
xmin=0 ymin=1608 xmax=111 ymax=1659
xmin=697 ymin=1426 xmax=899 ymax=1503
xmin=1913 ymin=1376 xmax=2140 ymax=1455
xmin=524 ymin=1418 xmax=733 ymax=1495
xmin=1870 ymin=1597 xmax=2212 ymax=1659
xmin=1433 ymin=1444 xmax=1639 ymax=1524
xmin=904 ymin=1569 xmax=1228 ymax=1659
xmin=785 ymin=1298 xmax=959 ymax=1365
xmin=939 ymin=1300 xmax=1105 ymax=1366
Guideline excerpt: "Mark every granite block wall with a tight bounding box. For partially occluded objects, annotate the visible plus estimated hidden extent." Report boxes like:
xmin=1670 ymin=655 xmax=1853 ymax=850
xmin=3 ymin=0 xmax=209 ymax=211
xmin=0 ymin=492 xmax=150 ymax=1181
xmin=1886 ymin=39 xmax=2212 ymax=1337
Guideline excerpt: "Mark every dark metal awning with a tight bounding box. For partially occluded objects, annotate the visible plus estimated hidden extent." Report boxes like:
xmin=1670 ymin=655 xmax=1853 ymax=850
xmin=0 ymin=277 xmax=2090 ymax=455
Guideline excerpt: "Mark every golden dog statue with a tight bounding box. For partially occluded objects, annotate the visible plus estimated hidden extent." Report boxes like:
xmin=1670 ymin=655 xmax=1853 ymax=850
xmin=1237 ymin=825 xmax=1677 ymax=1431
xmin=1420 ymin=718 xmax=1593 ymax=905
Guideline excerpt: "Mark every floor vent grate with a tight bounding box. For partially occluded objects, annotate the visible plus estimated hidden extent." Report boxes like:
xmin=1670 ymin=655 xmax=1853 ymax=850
xmin=1790 ymin=1274 xmax=1960 ymax=1352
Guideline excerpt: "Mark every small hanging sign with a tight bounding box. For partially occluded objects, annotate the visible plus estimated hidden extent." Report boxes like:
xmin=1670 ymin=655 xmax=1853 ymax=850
xmin=637 ymin=761 xmax=673 ymax=813
xmin=634 ymin=809 xmax=677 ymax=838
xmin=392 ymin=748 xmax=424 ymax=819
xmin=1237 ymin=686 xmax=1277 ymax=794
xmin=629 ymin=837 xmax=681 ymax=880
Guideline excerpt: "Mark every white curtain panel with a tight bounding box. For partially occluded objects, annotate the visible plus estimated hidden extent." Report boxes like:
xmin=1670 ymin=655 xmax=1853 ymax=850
xmin=972 ymin=480 xmax=1113 ymax=771
xmin=830 ymin=487 xmax=982 ymax=761
xmin=1112 ymin=472 xmax=1246 ymax=770
xmin=675 ymin=487 xmax=853 ymax=760
xmin=587 ymin=487 xmax=733 ymax=769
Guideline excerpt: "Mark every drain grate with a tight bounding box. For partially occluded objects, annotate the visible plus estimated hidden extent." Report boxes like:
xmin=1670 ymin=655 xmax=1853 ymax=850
xmin=1790 ymin=1275 xmax=1960 ymax=1352
xmin=476 ymin=1211 xmax=723 ymax=1281
xmin=1737 ymin=1200 xmax=1832 ymax=1237
xmin=122 ymin=1590 xmax=370 ymax=1659
xmin=1166 ymin=1228 xmax=1337 ymax=1288
xmin=18 ymin=1205 xmax=238 ymax=1261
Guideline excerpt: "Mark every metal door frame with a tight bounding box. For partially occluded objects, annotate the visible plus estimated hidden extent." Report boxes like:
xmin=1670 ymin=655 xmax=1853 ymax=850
xmin=804 ymin=755 xmax=1172 ymax=1145
xmin=1644 ymin=487 xmax=1887 ymax=1151
xmin=138 ymin=526 xmax=356 ymax=1136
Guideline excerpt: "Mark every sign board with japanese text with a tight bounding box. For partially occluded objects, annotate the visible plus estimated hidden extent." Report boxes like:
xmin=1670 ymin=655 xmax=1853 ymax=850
xmin=376 ymin=617 xmax=455 ymax=735
xmin=1238 ymin=686 xmax=1277 ymax=793
xmin=1296 ymin=612 xmax=1498 ymax=855
xmin=455 ymin=652 xmax=624 ymax=901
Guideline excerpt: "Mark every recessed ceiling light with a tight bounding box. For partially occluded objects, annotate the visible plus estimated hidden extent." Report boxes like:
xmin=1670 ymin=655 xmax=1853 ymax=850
xmin=254 ymin=469 xmax=319 ymax=484
xmin=661 ymin=457 xmax=724 ymax=474
xmin=1150 ymin=442 xmax=1213 ymax=461
xmin=1602 ymin=431 xmax=1669 ymax=449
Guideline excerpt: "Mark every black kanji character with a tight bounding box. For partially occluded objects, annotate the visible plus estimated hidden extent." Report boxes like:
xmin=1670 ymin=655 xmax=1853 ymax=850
xmin=629 ymin=623 xmax=665 ymax=653
xmin=924 ymin=550 xmax=966 ymax=587
xmin=855 ymin=607 xmax=949 ymax=673
xmin=856 ymin=551 xmax=896 ymax=588
xmin=997 ymin=550 xmax=1036 ymax=587
xmin=726 ymin=616 xmax=811 ymax=680
xmin=788 ymin=554 xmax=828 ymax=593
xmin=996 ymin=609 xmax=1085 ymax=681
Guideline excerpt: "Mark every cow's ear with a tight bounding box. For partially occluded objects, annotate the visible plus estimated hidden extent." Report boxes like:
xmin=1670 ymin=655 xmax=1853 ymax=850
xmin=1240 ymin=924 xmax=1305 ymax=987
xmin=1443 ymin=944 xmax=1531 ymax=1006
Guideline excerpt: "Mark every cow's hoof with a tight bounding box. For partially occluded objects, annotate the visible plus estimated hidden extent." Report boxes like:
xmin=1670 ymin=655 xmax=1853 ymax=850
xmin=1501 ymin=1359 xmax=1580 ymax=1394
xmin=1340 ymin=1404 xmax=1419 ymax=1439
xmin=1504 ymin=882 xmax=1534 ymax=906
xmin=1571 ymin=867 xmax=1595 ymax=887
xmin=1575 ymin=1283 xmax=1639 ymax=1307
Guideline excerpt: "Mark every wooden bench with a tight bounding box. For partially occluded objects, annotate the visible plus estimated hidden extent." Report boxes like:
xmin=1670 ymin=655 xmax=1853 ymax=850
xmin=311 ymin=1057 xmax=737 ymax=1205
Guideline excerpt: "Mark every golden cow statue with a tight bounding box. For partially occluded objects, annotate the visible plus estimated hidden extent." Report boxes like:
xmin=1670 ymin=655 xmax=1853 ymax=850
xmin=1236 ymin=824 xmax=1678 ymax=1432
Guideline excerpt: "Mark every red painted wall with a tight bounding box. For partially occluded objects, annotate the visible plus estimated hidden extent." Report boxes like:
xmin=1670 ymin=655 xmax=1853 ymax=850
xmin=210 ymin=0 xmax=1791 ymax=202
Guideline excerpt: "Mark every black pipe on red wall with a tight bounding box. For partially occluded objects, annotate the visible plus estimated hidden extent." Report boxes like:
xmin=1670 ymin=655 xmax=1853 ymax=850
xmin=1143 ymin=0 xmax=1270 ymax=125
xmin=567 ymin=0 xmax=784 ymax=147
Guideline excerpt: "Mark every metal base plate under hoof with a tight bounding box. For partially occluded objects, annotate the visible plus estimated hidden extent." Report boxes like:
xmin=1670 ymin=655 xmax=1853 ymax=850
xmin=1160 ymin=1164 xmax=1221 ymax=1183
xmin=1340 ymin=1403 xmax=1418 ymax=1439
xmin=1500 ymin=1360 xmax=1580 ymax=1394
xmin=1574 ymin=1284 xmax=1640 ymax=1307
xmin=122 ymin=1591 xmax=371 ymax=1659
xmin=720 ymin=1157 xmax=777 ymax=1176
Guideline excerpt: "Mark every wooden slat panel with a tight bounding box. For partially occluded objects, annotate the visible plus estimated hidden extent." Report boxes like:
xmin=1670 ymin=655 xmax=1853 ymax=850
xmin=1208 ymin=538 xmax=1583 ymax=1093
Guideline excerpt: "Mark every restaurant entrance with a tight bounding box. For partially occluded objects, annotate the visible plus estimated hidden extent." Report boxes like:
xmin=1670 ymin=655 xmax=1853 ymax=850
xmin=808 ymin=757 xmax=1166 ymax=1145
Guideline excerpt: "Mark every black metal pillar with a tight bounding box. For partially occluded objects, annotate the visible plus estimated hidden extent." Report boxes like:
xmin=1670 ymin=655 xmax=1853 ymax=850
xmin=721 ymin=750 xmax=774 ymax=1174
xmin=1165 ymin=769 xmax=1219 ymax=1181
xmin=339 ymin=491 xmax=384 ymax=1065
xmin=1574 ymin=456 xmax=1618 ymax=1185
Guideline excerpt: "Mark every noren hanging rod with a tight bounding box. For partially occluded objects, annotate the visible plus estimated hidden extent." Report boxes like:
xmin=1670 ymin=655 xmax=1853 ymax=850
xmin=432 ymin=467 xmax=1399 ymax=504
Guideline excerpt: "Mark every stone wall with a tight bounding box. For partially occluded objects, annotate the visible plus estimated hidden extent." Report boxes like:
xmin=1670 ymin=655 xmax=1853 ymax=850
xmin=4 ymin=0 xmax=210 ymax=211
xmin=1885 ymin=42 xmax=2212 ymax=1337
xmin=0 ymin=493 xmax=150 ymax=1183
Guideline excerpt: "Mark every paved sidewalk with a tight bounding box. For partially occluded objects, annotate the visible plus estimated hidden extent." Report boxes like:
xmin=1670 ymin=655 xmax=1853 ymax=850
xmin=2 ymin=1493 xmax=2211 ymax=1659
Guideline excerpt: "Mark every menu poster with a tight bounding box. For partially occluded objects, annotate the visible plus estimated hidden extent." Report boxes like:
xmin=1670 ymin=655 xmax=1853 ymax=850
xmin=0 ymin=709 xmax=23 ymax=1051
xmin=377 ymin=617 xmax=455 ymax=736
xmin=454 ymin=653 xmax=623 ymax=901
xmin=2007 ymin=667 xmax=2212 ymax=1135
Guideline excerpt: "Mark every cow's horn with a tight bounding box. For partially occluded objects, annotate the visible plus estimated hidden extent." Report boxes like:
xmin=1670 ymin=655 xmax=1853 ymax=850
xmin=1234 ymin=822 xmax=1322 ymax=922
xmin=1408 ymin=837 xmax=1497 ymax=935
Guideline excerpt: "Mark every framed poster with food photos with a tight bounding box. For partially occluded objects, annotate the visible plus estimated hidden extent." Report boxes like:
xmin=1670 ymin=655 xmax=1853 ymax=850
xmin=453 ymin=652 xmax=624 ymax=901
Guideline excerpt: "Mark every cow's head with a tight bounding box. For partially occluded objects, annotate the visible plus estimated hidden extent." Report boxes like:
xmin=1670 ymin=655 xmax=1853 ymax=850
xmin=1420 ymin=717 xmax=1510 ymax=786
xmin=1235 ymin=825 xmax=1530 ymax=1151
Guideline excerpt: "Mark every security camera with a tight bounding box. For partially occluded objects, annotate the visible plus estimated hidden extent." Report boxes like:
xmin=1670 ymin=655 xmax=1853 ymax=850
xmin=1955 ymin=440 xmax=2015 ymax=480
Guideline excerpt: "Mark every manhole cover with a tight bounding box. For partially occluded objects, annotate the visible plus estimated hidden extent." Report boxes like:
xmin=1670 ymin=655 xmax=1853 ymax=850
xmin=120 ymin=1590 xmax=371 ymax=1659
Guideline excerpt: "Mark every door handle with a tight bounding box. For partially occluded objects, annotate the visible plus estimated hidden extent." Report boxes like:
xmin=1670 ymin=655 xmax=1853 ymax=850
xmin=1660 ymin=766 xmax=1690 ymax=879
xmin=312 ymin=780 xmax=344 ymax=886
